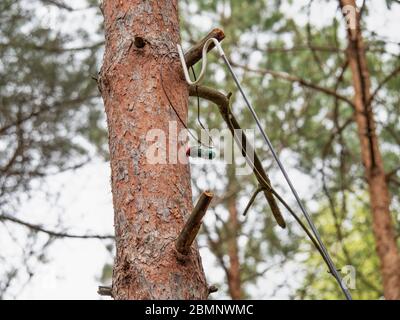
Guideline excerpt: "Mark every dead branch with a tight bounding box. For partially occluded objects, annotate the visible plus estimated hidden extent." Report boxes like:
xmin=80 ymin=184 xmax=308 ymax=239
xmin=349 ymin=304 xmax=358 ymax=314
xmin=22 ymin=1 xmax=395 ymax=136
xmin=229 ymin=61 xmax=355 ymax=109
xmin=41 ymin=0 xmax=74 ymax=11
xmin=386 ymin=165 xmax=400 ymax=181
xmin=0 ymin=214 xmax=115 ymax=240
xmin=184 ymin=28 xmax=225 ymax=68
xmin=40 ymin=0 xmax=94 ymax=11
xmin=188 ymin=85 xmax=286 ymax=228
xmin=202 ymin=223 xmax=230 ymax=276
xmin=263 ymin=45 xmax=343 ymax=54
xmin=98 ymin=286 xmax=112 ymax=297
xmin=208 ymin=285 xmax=218 ymax=295
xmin=242 ymin=186 xmax=264 ymax=216
xmin=368 ymin=64 xmax=400 ymax=106
xmin=175 ymin=191 xmax=214 ymax=256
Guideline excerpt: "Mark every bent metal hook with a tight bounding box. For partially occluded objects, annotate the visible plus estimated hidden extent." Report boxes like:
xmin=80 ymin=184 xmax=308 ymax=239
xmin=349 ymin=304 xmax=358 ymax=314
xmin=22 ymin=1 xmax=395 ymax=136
xmin=177 ymin=38 xmax=353 ymax=300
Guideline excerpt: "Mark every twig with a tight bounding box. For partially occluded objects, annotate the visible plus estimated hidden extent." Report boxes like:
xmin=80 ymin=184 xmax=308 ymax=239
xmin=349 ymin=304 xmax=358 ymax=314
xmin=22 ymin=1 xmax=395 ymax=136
xmin=306 ymin=0 xmax=326 ymax=74
xmin=203 ymin=223 xmax=230 ymax=276
xmin=242 ymin=186 xmax=264 ymax=216
xmin=261 ymin=45 xmax=343 ymax=54
xmin=208 ymin=285 xmax=218 ymax=295
xmin=229 ymin=61 xmax=355 ymax=109
xmin=319 ymin=166 xmax=382 ymax=293
xmin=40 ymin=0 xmax=94 ymax=11
xmin=0 ymin=214 xmax=115 ymax=240
xmin=175 ymin=191 xmax=214 ymax=256
xmin=0 ymin=95 xmax=98 ymax=135
xmin=41 ymin=0 xmax=74 ymax=11
xmin=368 ymin=64 xmax=400 ymax=106
xmin=386 ymin=165 xmax=400 ymax=181
xmin=98 ymin=286 xmax=112 ymax=297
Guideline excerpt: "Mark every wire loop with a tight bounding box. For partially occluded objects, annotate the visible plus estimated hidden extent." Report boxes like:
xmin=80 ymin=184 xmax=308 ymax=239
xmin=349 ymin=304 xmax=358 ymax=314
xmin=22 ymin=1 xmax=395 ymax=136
xmin=177 ymin=37 xmax=352 ymax=300
xmin=177 ymin=38 xmax=224 ymax=85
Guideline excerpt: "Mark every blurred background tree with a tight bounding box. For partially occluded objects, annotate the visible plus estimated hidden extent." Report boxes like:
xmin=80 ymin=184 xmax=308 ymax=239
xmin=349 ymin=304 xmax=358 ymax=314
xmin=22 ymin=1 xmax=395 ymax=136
xmin=1 ymin=0 xmax=399 ymax=299
xmin=0 ymin=0 xmax=111 ymax=298
xmin=181 ymin=0 xmax=399 ymax=299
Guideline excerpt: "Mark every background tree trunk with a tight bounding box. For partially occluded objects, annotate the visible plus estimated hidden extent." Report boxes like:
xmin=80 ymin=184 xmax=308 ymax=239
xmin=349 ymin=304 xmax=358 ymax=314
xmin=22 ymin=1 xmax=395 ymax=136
xmin=226 ymin=167 xmax=242 ymax=299
xmin=99 ymin=0 xmax=208 ymax=299
xmin=340 ymin=0 xmax=400 ymax=299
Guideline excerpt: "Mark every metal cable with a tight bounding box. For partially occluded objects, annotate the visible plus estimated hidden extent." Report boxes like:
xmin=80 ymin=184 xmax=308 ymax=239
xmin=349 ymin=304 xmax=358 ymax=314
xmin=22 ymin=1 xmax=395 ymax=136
xmin=220 ymin=53 xmax=352 ymax=300
xmin=177 ymin=39 xmax=353 ymax=300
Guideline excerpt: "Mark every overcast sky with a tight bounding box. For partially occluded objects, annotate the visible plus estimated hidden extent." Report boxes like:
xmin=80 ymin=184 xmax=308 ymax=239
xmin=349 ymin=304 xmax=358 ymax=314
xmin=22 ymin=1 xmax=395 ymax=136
xmin=7 ymin=0 xmax=400 ymax=299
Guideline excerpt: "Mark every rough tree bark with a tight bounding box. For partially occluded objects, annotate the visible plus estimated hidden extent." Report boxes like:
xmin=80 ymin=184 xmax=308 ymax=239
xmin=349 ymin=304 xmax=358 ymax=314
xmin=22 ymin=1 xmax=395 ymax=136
xmin=340 ymin=0 xmax=400 ymax=299
xmin=98 ymin=0 xmax=208 ymax=299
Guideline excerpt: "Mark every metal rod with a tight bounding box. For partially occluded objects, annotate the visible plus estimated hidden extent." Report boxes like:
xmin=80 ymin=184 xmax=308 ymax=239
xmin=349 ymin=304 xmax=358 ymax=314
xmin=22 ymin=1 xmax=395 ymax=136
xmin=220 ymin=54 xmax=352 ymax=300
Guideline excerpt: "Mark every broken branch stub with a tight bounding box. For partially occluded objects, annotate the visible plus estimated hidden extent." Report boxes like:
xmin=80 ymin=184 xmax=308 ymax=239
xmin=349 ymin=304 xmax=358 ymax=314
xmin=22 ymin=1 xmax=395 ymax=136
xmin=98 ymin=286 xmax=112 ymax=297
xmin=176 ymin=191 xmax=214 ymax=255
xmin=184 ymin=28 xmax=225 ymax=69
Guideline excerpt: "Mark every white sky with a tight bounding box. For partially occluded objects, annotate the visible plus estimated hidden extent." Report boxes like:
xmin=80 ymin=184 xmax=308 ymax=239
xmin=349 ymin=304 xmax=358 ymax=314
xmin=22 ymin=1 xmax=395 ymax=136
xmin=5 ymin=0 xmax=400 ymax=300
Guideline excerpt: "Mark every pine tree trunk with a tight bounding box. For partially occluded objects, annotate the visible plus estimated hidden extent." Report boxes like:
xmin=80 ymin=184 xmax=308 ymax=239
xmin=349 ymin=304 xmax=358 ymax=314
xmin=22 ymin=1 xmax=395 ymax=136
xmin=340 ymin=0 xmax=400 ymax=299
xmin=98 ymin=0 xmax=208 ymax=299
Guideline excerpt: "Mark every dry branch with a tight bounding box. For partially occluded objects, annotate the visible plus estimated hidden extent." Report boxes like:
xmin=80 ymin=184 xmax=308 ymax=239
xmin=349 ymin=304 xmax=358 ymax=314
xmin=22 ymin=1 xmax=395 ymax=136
xmin=175 ymin=191 xmax=214 ymax=255
xmin=188 ymin=85 xmax=286 ymax=228
xmin=98 ymin=286 xmax=112 ymax=297
xmin=368 ymin=64 xmax=400 ymax=106
xmin=184 ymin=28 xmax=225 ymax=68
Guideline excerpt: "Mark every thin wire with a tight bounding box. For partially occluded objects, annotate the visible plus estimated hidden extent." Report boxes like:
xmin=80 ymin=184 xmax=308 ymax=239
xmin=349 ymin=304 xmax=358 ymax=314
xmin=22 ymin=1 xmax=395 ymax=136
xmin=159 ymin=52 xmax=209 ymax=148
xmin=221 ymin=53 xmax=352 ymax=300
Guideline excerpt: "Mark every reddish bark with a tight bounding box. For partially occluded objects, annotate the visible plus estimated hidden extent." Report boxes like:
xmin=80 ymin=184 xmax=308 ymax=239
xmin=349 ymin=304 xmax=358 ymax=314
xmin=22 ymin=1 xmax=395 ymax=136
xmin=99 ymin=0 xmax=208 ymax=299
xmin=227 ymin=196 xmax=242 ymax=299
xmin=226 ymin=169 xmax=242 ymax=299
xmin=340 ymin=0 xmax=400 ymax=299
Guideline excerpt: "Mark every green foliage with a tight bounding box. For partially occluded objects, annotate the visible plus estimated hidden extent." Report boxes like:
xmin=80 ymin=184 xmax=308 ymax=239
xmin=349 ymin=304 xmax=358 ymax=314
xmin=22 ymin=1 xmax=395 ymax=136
xmin=297 ymin=194 xmax=382 ymax=299
xmin=182 ymin=0 xmax=399 ymax=299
